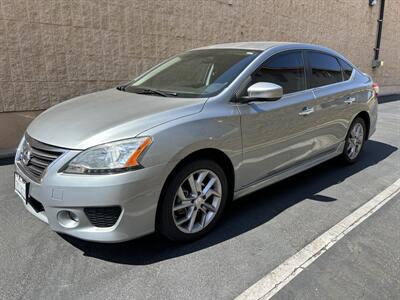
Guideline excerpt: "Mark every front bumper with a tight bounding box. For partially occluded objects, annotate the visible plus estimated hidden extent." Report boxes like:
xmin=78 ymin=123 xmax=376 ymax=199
xmin=15 ymin=150 xmax=168 ymax=243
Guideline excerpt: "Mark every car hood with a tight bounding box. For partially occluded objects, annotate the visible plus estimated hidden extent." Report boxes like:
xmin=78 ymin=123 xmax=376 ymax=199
xmin=27 ymin=89 xmax=206 ymax=149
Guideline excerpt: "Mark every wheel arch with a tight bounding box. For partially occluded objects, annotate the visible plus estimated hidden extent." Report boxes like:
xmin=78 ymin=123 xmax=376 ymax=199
xmin=353 ymin=111 xmax=371 ymax=139
xmin=155 ymin=148 xmax=235 ymax=225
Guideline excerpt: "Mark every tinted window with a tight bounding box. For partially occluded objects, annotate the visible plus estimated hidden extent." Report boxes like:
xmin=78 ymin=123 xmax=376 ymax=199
xmin=252 ymin=51 xmax=306 ymax=94
xmin=308 ymin=52 xmax=342 ymax=88
xmin=338 ymin=58 xmax=353 ymax=80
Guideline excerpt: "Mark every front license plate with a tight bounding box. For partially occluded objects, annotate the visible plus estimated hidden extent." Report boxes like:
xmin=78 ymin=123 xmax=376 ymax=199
xmin=15 ymin=172 xmax=28 ymax=202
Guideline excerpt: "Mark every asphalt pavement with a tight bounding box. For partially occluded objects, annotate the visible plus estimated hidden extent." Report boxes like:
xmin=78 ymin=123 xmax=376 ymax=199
xmin=273 ymin=192 xmax=400 ymax=300
xmin=0 ymin=101 xmax=399 ymax=300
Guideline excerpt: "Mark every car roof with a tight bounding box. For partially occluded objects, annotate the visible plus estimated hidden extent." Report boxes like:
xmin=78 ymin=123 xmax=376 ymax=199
xmin=193 ymin=41 xmax=301 ymax=51
xmin=192 ymin=41 xmax=354 ymax=67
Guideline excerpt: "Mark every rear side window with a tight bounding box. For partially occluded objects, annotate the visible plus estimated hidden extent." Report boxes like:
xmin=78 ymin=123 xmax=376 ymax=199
xmin=253 ymin=51 xmax=306 ymax=94
xmin=338 ymin=58 xmax=353 ymax=80
xmin=308 ymin=52 xmax=343 ymax=88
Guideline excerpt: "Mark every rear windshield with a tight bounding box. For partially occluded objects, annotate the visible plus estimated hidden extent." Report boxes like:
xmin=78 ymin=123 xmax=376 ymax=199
xmin=125 ymin=49 xmax=261 ymax=98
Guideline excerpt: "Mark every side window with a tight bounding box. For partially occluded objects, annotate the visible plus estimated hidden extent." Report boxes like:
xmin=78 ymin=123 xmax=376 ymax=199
xmin=252 ymin=51 xmax=306 ymax=94
xmin=338 ymin=58 xmax=353 ymax=81
xmin=308 ymin=52 xmax=343 ymax=88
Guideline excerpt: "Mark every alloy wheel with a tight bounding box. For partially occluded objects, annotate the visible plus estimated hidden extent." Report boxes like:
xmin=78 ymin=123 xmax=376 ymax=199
xmin=346 ymin=122 xmax=364 ymax=160
xmin=172 ymin=169 xmax=222 ymax=234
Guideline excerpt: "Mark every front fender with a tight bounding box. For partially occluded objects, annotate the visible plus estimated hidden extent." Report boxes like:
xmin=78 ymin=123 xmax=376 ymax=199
xmin=140 ymin=101 xmax=243 ymax=190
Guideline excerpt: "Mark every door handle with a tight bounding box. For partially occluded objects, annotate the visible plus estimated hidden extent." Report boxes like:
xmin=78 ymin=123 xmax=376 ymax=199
xmin=344 ymin=96 xmax=356 ymax=104
xmin=298 ymin=107 xmax=315 ymax=116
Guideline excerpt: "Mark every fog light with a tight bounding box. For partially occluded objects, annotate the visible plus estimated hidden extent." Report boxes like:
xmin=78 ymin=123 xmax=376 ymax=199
xmin=57 ymin=210 xmax=79 ymax=228
xmin=69 ymin=211 xmax=79 ymax=222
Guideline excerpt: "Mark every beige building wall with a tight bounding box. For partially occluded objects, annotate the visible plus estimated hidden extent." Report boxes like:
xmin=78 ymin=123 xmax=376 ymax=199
xmin=0 ymin=0 xmax=399 ymax=114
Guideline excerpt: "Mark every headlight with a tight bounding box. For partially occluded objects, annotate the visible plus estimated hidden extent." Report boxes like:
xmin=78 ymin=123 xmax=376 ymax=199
xmin=62 ymin=137 xmax=152 ymax=174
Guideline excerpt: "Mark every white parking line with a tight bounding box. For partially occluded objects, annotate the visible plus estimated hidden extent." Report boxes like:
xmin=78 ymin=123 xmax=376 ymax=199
xmin=236 ymin=178 xmax=400 ymax=300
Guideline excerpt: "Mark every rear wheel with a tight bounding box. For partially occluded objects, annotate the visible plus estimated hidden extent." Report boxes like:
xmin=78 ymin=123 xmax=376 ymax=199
xmin=157 ymin=159 xmax=228 ymax=241
xmin=341 ymin=117 xmax=366 ymax=164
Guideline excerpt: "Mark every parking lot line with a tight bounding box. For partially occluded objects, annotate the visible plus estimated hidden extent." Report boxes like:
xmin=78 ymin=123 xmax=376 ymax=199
xmin=236 ymin=178 xmax=400 ymax=300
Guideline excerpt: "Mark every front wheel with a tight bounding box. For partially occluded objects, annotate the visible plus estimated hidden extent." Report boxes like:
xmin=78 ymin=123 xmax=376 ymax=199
xmin=157 ymin=159 xmax=228 ymax=242
xmin=341 ymin=117 xmax=366 ymax=164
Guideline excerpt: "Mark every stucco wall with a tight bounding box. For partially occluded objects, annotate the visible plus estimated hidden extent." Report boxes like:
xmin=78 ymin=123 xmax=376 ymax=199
xmin=0 ymin=0 xmax=399 ymax=112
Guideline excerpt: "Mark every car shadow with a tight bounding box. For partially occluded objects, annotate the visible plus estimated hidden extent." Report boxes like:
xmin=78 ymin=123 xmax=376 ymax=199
xmin=60 ymin=140 xmax=397 ymax=265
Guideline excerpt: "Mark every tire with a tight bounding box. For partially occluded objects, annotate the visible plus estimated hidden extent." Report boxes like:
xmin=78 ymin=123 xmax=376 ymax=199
xmin=157 ymin=159 xmax=228 ymax=242
xmin=341 ymin=117 xmax=367 ymax=164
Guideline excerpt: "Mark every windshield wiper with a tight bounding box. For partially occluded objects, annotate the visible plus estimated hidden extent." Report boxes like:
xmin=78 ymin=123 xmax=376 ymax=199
xmin=116 ymin=84 xmax=128 ymax=91
xmin=137 ymin=89 xmax=177 ymax=97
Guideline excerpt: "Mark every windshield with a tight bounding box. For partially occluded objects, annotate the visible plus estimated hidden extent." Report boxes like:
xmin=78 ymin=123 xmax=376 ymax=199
xmin=125 ymin=49 xmax=261 ymax=98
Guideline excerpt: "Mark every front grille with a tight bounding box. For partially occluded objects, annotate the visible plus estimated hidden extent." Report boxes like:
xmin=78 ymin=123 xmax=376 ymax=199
xmin=84 ymin=206 xmax=122 ymax=228
xmin=26 ymin=147 xmax=61 ymax=178
xmin=18 ymin=135 xmax=64 ymax=181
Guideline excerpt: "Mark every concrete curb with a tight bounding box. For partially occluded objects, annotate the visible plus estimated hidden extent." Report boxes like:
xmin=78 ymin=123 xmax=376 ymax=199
xmin=378 ymin=93 xmax=400 ymax=104
xmin=0 ymin=149 xmax=16 ymax=160
xmin=0 ymin=154 xmax=15 ymax=166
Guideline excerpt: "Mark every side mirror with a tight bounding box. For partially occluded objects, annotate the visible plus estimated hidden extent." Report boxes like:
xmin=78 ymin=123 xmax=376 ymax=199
xmin=241 ymin=82 xmax=283 ymax=103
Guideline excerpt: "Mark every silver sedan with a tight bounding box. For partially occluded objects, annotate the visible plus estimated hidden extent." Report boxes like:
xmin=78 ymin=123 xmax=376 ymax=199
xmin=14 ymin=42 xmax=378 ymax=242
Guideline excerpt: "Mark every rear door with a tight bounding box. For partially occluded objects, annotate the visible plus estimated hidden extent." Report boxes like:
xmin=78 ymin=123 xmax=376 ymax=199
xmin=306 ymin=51 xmax=357 ymax=151
xmin=237 ymin=50 xmax=318 ymax=187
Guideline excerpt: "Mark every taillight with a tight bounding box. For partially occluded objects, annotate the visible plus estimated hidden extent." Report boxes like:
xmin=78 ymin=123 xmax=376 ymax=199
xmin=372 ymin=82 xmax=379 ymax=96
